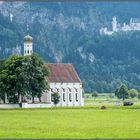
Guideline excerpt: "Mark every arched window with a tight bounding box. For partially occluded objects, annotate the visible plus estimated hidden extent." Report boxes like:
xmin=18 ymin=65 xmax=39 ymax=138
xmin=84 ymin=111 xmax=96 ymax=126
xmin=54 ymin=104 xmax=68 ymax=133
xmin=69 ymin=88 xmax=71 ymax=92
xmin=25 ymin=50 xmax=26 ymax=54
xmin=75 ymin=88 xmax=78 ymax=92
xmin=51 ymin=93 xmax=53 ymax=102
xmin=76 ymin=93 xmax=78 ymax=102
xmin=63 ymin=93 xmax=65 ymax=102
xmin=62 ymin=88 xmax=65 ymax=92
xmin=27 ymin=50 xmax=29 ymax=54
xmin=69 ymin=93 xmax=72 ymax=102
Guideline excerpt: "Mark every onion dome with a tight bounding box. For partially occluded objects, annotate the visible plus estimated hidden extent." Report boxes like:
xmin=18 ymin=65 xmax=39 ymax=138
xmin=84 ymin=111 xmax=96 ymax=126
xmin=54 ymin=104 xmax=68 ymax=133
xmin=24 ymin=35 xmax=33 ymax=43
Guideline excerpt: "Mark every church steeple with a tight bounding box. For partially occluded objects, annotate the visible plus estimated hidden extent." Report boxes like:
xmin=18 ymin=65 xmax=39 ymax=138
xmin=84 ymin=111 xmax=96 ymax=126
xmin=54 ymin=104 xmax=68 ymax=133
xmin=24 ymin=34 xmax=33 ymax=56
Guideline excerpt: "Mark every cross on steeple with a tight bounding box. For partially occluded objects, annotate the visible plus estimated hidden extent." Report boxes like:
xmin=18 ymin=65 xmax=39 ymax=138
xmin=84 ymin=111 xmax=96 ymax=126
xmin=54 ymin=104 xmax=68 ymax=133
xmin=26 ymin=23 xmax=29 ymax=34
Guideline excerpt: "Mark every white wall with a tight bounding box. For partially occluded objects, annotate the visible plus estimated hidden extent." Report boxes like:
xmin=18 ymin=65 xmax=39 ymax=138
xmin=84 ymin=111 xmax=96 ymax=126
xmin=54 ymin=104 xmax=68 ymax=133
xmin=22 ymin=103 xmax=51 ymax=108
xmin=42 ymin=82 xmax=84 ymax=107
xmin=0 ymin=103 xmax=51 ymax=108
xmin=0 ymin=104 xmax=20 ymax=108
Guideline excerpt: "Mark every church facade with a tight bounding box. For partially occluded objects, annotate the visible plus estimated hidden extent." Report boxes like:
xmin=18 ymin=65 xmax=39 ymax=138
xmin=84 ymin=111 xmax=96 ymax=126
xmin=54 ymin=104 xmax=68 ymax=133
xmin=41 ymin=64 xmax=84 ymax=106
xmin=24 ymin=35 xmax=84 ymax=106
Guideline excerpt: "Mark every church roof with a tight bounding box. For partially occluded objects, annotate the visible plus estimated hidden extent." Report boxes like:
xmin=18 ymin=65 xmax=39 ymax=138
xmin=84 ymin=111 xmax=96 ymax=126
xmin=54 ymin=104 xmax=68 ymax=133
xmin=46 ymin=63 xmax=81 ymax=83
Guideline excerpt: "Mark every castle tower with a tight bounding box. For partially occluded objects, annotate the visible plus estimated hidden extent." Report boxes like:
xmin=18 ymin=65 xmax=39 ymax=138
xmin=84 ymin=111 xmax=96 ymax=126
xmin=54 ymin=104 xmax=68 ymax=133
xmin=112 ymin=16 xmax=117 ymax=32
xmin=24 ymin=35 xmax=33 ymax=56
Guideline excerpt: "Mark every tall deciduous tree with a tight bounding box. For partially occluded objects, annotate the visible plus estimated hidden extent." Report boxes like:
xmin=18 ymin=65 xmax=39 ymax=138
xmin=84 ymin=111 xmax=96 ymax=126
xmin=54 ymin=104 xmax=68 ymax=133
xmin=0 ymin=55 xmax=27 ymax=103
xmin=0 ymin=54 xmax=50 ymax=104
xmin=25 ymin=53 xmax=50 ymax=103
xmin=115 ymin=84 xmax=129 ymax=102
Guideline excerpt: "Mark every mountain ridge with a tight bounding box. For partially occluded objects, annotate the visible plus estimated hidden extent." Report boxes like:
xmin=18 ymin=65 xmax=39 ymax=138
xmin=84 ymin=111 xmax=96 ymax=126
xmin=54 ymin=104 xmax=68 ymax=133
xmin=1 ymin=2 xmax=140 ymax=92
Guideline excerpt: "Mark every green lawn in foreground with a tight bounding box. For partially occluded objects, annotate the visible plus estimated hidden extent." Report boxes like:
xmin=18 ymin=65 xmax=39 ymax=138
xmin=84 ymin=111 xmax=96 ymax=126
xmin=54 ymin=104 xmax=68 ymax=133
xmin=0 ymin=107 xmax=140 ymax=138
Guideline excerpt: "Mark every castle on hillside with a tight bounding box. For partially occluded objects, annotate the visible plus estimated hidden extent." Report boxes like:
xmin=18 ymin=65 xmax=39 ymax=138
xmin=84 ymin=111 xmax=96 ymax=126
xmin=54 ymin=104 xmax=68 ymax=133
xmin=100 ymin=17 xmax=140 ymax=35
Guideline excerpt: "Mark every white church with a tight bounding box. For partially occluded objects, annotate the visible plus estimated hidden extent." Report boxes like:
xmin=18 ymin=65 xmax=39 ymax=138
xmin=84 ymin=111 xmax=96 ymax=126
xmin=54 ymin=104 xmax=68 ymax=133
xmin=23 ymin=35 xmax=84 ymax=107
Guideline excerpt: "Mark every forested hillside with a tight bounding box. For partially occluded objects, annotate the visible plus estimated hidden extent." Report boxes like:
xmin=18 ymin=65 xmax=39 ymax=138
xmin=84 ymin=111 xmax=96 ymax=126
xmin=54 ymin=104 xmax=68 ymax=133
xmin=0 ymin=2 xmax=140 ymax=92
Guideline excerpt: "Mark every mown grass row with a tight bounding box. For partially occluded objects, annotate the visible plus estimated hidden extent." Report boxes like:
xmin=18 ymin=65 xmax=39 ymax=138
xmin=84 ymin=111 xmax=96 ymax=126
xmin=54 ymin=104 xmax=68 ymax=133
xmin=1 ymin=104 xmax=140 ymax=111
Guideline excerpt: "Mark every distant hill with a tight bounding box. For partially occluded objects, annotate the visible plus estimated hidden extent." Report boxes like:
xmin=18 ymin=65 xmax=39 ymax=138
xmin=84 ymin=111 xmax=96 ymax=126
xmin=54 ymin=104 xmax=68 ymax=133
xmin=0 ymin=2 xmax=140 ymax=92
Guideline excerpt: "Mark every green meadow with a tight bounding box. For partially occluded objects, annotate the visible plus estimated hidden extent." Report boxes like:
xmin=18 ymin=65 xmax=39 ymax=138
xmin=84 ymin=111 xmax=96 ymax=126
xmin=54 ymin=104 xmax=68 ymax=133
xmin=0 ymin=104 xmax=140 ymax=138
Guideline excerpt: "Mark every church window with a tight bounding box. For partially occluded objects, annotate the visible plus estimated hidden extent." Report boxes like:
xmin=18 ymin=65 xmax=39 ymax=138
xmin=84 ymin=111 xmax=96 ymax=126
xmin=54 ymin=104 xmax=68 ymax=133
xmin=76 ymin=93 xmax=78 ymax=102
xmin=69 ymin=88 xmax=71 ymax=92
xmin=69 ymin=93 xmax=72 ymax=102
xmin=63 ymin=88 xmax=65 ymax=92
xmin=27 ymin=50 xmax=29 ymax=54
xmin=75 ymin=88 xmax=78 ymax=92
xmin=63 ymin=93 xmax=65 ymax=102
xmin=25 ymin=50 xmax=26 ymax=54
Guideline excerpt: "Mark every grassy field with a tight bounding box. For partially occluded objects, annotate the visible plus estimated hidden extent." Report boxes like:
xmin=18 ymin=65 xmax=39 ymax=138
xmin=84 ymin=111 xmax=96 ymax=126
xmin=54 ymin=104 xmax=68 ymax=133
xmin=0 ymin=93 xmax=140 ymax=138
xmin=0 ymin=105 xmax=140 ymax=138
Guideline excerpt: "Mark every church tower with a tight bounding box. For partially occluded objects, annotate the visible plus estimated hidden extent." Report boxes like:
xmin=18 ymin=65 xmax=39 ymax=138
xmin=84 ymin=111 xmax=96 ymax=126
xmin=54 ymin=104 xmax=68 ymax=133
xmin=24 ymin=35 xmax=33 ymax=56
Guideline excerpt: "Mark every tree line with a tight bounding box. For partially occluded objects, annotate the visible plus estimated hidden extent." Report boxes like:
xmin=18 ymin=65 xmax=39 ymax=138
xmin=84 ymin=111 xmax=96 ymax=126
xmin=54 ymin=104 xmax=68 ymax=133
xmin=89 ymin=84 xmax=140 ymax=102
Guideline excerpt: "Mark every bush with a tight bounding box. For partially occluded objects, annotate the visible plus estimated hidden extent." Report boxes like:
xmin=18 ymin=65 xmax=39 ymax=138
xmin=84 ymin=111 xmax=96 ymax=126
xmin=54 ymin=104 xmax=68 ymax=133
xmin=51 ymin=92 xmax=60 ymax=106
xmin=100 ymin=106 xmax=106 ymax=110
xmin=92 ymin=92 xmax=98 ymax=98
